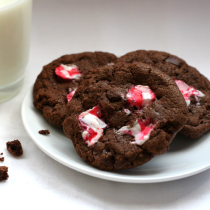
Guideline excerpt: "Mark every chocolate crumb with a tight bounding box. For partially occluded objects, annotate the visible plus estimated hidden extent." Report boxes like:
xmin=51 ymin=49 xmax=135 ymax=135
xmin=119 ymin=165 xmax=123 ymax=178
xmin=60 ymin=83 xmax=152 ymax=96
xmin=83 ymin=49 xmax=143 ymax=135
xmin=6 ymin=140 xmax=23 ymax=157
xmin=0 ymin=166 xmax=9 ymax=181
xmin=39 ymin=130 xmax=50 ymax=135
xmin=0 ymin=157 xmax=4 ymax=162
xmin=0 ymin=153 xmax=3 ymax=155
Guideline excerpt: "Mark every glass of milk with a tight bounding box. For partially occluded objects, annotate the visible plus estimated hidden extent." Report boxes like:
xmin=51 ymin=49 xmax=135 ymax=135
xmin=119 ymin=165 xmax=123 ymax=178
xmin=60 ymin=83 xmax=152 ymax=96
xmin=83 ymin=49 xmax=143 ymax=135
xmin=0 ymin=0 xmax=32 ymax=103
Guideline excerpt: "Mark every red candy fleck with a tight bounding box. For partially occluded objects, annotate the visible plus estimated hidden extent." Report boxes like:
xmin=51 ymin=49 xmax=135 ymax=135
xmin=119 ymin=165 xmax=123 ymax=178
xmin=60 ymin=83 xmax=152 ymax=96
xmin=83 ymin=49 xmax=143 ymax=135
xmin=175 ymin=80 xmax=204 ymax=106
xmin=55 ymin=64 xmax=82 ymax=80
xmin=126 ymin=85 xmax=155 ymax=109
xmin=67 ymin=89 xmax=76 ymax=102
xmin=55 ymin=65 xmax=63 ymax=71
xmin=127 ymin=86 xmax=143 ymax=108
xmin=137 ymin=119 xmax=155 ymax=142
xmin=88 ymin=106 xmax=102 ymax=118
xmin=83 ymin=128 xmax=98 ymax=142
xmin=78 ymin=106 xmax=107 ymax=146
xmin=117 ymin=118 xmax=156 ymax=145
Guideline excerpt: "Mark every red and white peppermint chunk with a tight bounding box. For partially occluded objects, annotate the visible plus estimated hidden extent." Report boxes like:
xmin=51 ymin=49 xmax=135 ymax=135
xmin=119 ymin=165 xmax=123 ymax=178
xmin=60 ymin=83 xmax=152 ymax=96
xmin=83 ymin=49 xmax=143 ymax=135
xmin=78 ymin=106 xmax=107 ymax=147
xmin=117 ymin=119 xmax=156 ymax=145
xmin=55 ymin=64 xmax=82 ymax=80
xmin=67 ymin=88 xmax=77 ymax=102
xmin=124 ymin=109 xmax=131 ymax=115
xmin=126 ymin=85 xmax=155 ymax=109
xmin=175 ymin=80 xmax=205 ymax=106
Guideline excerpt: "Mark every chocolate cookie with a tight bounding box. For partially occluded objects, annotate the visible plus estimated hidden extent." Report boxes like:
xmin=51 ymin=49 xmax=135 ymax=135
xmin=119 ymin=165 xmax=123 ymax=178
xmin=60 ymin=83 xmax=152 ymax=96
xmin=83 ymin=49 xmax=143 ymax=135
xmin=63 ymin=62 xmax=188 ymax=170
xmin=33 ymin=52 xmax=117 ymax=128
xmin=116 ymin=50 xmax=210 ymax=138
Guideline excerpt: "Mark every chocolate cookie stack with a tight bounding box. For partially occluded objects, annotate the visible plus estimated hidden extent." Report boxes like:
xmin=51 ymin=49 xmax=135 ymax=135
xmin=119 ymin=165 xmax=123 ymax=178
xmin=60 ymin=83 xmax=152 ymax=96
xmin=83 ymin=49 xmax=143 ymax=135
xmin=33 ymin=50 xmax=210 ymax=171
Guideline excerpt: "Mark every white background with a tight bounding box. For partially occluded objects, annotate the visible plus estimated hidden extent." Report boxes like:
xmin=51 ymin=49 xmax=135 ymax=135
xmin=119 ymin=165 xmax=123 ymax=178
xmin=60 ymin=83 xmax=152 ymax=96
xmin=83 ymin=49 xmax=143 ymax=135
xmin=1 ymin=0 xmax=210 ymax=209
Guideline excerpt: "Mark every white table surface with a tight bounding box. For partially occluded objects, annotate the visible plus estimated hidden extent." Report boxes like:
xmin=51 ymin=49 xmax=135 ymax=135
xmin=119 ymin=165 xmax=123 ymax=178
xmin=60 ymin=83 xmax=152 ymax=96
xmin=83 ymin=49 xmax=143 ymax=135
xmin=1 ymin=0 xmax=210 ymax=209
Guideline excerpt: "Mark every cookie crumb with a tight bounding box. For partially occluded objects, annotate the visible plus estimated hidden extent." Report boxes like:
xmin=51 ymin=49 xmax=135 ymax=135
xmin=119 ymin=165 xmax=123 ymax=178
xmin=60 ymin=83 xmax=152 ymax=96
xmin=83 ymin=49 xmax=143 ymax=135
xmin=39 ymin=130 xmax=50 ymax=135
xmin=0 ymin=153 xmax=3 ymax=155
xmin=0 ymin=157 xmax=4 ymax=162
xmin=6 ymin=140 xmax=23 ymax=157
xmin=0 ymin=166 xmax=9 ymax=181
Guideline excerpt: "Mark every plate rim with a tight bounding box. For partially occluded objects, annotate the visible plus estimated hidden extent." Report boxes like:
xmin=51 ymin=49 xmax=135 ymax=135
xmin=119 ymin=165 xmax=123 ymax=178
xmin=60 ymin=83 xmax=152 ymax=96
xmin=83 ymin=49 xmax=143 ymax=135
xmin=21 ymin=87 xmax=210 ymax=183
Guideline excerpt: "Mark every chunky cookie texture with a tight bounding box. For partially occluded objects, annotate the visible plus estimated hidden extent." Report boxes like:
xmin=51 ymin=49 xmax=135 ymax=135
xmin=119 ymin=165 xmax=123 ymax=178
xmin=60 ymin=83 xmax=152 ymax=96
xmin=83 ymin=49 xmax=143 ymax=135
xmin=63 ymin=62 xmax=188 ymax=170
xmin=33 ymin=52 xmax=117 ymax=128
xmin=116 ymin=50 xmax=210 ymax=138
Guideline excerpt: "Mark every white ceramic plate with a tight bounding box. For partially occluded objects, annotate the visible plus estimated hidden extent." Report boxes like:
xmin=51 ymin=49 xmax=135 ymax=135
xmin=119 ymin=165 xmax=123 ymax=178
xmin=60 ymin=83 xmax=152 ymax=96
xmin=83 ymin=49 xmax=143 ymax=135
xmin=22 ymin=87 xmax=210 ymax=183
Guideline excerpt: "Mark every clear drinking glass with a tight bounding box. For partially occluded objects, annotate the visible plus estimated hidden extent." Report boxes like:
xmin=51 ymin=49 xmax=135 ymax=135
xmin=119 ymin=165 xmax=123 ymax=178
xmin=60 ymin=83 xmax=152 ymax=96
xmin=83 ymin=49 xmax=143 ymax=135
xmin=0 ymin=0 xmax=32 ymax=103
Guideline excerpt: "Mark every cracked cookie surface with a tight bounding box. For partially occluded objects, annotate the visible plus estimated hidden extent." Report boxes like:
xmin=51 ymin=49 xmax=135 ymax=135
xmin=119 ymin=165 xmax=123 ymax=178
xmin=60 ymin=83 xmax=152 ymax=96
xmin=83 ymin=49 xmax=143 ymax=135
xmin=63 ymin=62 xmax=188 ymax=170
xmin=33 ymin=52 xmax=117 ymax=128
xmin=116 ymin=50 xmax=210 ymax=138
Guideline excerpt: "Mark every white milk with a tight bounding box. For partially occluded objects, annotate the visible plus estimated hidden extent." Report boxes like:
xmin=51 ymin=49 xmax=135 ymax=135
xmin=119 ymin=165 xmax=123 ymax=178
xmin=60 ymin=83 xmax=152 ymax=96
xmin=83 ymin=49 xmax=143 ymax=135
xmin=0 ymin=0 xmax=32 ymax=102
